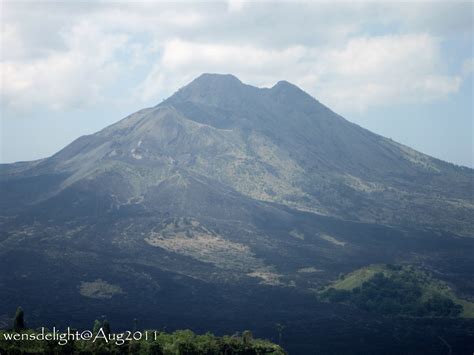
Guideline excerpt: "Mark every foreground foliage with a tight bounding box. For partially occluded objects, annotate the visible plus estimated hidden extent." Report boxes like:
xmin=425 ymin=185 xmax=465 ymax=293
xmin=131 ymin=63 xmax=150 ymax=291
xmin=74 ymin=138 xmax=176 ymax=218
xmin=0 ymin=326 xmax=285 ymax=354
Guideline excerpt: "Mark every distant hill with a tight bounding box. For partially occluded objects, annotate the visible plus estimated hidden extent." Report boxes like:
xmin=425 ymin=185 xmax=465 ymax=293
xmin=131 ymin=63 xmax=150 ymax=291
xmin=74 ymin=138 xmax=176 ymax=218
xmin=319 ymin=264 xmax=474 ymax=318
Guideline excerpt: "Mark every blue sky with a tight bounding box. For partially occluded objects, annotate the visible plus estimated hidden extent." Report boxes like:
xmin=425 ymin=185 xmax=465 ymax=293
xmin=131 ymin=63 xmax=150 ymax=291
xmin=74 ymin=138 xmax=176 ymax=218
xmin=1 ymin=1 xmax=473 ymax=167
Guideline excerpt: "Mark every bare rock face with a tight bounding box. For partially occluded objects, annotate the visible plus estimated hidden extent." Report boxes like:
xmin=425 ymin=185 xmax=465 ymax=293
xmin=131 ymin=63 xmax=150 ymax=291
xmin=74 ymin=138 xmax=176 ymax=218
xmin=0 ymin=74 xmax=473 ymax=350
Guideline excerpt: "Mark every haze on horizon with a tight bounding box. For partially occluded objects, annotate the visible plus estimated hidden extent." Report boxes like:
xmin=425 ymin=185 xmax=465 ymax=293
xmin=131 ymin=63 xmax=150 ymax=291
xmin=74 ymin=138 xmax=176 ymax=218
xmin=1 ymin=0 xmax=473 ymax=167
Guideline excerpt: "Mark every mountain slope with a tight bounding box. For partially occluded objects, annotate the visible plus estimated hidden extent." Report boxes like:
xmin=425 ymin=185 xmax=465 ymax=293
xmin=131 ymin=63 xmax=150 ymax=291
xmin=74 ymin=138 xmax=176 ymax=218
xmin=2 ymin=73 xmax=472 ymax=234
xmin=0 ymin=73 xmax=473 ymax=353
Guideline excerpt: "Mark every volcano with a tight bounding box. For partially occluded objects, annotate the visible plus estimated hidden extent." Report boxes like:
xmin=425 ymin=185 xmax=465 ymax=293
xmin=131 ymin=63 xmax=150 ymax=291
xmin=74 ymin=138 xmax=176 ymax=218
xmin=1 ymin=73 xmax=473 ymax=353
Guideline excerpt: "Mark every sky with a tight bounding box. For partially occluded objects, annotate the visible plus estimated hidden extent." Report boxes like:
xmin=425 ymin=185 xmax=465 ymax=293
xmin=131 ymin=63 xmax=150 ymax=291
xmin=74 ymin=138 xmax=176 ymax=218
xmin=1 ymin=0 xmax=473 ymax=167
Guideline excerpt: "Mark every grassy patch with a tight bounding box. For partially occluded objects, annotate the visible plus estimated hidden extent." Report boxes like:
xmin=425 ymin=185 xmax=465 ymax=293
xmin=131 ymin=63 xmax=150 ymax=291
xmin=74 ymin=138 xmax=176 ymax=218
xmin=320 ymin=264 xmax=474 ymax=318
xmin=79 ymin=279 xmax=123 ymax=299
xmin=331 ymin=265 xmax=386 ymax=290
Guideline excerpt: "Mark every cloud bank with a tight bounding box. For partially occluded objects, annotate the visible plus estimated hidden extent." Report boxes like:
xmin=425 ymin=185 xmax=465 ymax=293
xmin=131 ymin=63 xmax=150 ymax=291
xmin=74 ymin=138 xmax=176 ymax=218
xmin=1 ymin=1 xmax=472 ymax=114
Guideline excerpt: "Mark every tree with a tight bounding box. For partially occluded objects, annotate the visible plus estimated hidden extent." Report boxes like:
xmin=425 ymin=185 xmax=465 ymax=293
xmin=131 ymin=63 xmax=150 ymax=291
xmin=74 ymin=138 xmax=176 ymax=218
xmin=148 ymin=341 xmax=164 ymax=355
xmin=92 ymin=319 xmax=102 ymax=334
xmin=102 ymin=319 xmax=111 ymax=336
xmin=13 ymin=307 xmax=25 ymax=331
xmin=242 ymin=330 xmax=253 ymax=345
xmin=275 ymin=323 xmax=285 ymax=346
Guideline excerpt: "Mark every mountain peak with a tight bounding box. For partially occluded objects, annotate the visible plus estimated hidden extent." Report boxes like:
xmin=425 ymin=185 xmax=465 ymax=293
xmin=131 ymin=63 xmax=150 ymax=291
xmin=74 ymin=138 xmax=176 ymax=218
xmin=165 ymin=73 xmax=251 ymax=108
xmin=273 ymin=80 xmax=297 ymax=88
xmin=269 ymin=79 xmax=321 ymax=109
xmin=167 ymin=74 xmax=314 ymax=108
xmin=271 ymin=80 xmax=308 ymax=96
xmin=185 ymin=73 xmax=243 ymax=92
xmin=194 ymin=73 xmax=242 ymax=85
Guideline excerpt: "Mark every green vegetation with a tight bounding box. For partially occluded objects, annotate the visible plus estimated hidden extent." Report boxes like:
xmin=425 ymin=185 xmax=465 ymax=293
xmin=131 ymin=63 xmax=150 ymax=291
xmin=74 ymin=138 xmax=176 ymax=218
xmin=13 ymin=307 xmax=25 ymax=332
xmin=319 ymin=264 xmax=474 ymax=318
xmin=0 ymin=311 xmax=285 ymax=355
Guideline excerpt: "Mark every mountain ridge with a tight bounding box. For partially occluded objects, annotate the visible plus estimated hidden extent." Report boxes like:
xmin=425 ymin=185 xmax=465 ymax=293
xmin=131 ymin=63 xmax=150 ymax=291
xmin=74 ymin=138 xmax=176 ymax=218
xmin=2 ymin=73 xmax=472 ymax=234
xmin=1 ymin=74 xmax=473 ymax=353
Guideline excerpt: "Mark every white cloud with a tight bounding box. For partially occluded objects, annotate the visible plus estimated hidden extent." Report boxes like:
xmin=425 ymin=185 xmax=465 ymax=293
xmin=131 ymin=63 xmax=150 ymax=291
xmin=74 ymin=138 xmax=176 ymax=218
xmin=137 ymin=38 xmax=307 ymax=101
xmin=136 ymin=34 xmax=465 ymax=112
xmin=462 ymin=58 xmax=474 ymax=77
xmin=312 ymin=34 xmax=464 ymax=111
xmin=227 ymin=0 xmax=246 ymax=13
xmin=0 ymin=24 xmax=27 ymax=61
xmin=1 ymin=1 xmax=471 ymax=114
xmin=1 ymin=21 xmax=128 ymax=111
